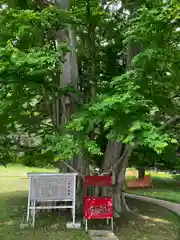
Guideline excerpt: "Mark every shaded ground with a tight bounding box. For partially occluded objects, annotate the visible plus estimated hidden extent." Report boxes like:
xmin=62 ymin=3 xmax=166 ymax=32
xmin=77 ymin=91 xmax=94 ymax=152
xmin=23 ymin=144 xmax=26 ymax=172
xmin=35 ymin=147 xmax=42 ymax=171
xmin=118 ymin=198 xmax=180 ymax=240
xmin=0 ymin=165 xmax=179 ymax=240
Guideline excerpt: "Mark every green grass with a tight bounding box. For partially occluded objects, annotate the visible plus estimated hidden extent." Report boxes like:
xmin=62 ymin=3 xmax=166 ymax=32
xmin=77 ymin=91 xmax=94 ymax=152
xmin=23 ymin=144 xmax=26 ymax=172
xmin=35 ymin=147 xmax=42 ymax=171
xmin=0 ymin=164 xmax=179 ymax=240
xmin=126 ymin=170 xmax=180 ymax=203
xmin=148 ymin=171 xmax=180 ymax=182
xmin=0 ymin=163 xmax=58 ymax=177
xmin=127 ymin=190 xmax=180 ymax=203
xmin=0 ymin=165 xmax=89 ymax=240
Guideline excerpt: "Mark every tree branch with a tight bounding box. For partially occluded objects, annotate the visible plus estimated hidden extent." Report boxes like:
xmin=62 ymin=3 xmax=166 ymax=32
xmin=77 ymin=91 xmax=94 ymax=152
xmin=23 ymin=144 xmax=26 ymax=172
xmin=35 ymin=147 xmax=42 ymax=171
xmin=112 ymin=145 xmax=129 ymax=171
xmin=0 ymin=145 xmax=43 ymax=152
xmin=102 ymin=145 xmax=131 ymax=175
xmin=62 ymin=161 xmax=84 ymax=179
xmin=159 ymin=115 xmax=180 ymax=130
xmin=101 ymin=115 xmax=180 ymax=176
xmin=36 ymin=0 xmax=51 ymax=9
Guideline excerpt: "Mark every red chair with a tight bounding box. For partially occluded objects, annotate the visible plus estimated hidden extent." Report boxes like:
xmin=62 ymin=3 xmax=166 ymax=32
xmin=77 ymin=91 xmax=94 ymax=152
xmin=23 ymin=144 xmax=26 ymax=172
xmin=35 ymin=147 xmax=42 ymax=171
xmin=126 ymin=175 xmax=153 ymax=189
xmin=83 ymin=175 xmax=114 ymax=231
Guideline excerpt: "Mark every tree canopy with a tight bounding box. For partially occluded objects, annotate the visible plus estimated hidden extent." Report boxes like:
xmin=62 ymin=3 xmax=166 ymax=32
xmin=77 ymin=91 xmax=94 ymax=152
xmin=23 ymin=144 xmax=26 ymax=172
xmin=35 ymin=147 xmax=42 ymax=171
xmin=0 ymin=0 xmax=179 ymax=172
xmin=53 ymin=2 xmax=180 ymax=164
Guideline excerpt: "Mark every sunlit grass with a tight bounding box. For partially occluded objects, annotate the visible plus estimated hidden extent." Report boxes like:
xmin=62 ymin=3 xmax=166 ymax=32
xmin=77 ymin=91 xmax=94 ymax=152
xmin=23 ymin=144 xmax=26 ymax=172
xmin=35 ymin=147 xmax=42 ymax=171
xmin=126 ymin=168 xmax=180 ymax=180
xmin=0 ymin=164 xmax=58 ymax=177
xmin=127 ymin=190 xmax=180 ymax=204
xmin=0 ymin=165 xmax=89 ymax=240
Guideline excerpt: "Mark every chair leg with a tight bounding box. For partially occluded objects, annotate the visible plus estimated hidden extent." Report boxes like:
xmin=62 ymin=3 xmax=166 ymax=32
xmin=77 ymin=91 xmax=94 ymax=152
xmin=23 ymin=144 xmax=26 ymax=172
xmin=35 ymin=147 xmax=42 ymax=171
xmin=107 ymin=218 xmax=109 ymax=226
xmin=85 ymin=219 xmax=88 ymax=232
xmin=111 ymin=218 xmax=114 ymax=231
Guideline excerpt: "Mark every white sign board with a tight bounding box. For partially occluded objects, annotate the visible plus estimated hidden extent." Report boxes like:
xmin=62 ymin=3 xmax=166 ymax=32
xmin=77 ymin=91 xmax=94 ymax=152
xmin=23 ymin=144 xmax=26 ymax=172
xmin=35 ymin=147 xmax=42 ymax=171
xmin=26 ymin=173 xmax=77 ymax=227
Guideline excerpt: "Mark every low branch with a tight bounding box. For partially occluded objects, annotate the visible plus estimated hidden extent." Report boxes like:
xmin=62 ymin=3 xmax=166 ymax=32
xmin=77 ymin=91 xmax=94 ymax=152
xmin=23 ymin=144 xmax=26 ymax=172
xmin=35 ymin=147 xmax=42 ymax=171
xmin=36 ymin=0 xmax=51 ymax=8
xmin=159 ymin=115 xmax=180 ymax=130
xmin=112 ymin=145 xmax=130 ymax=172
xmin=101 ymin=145 xmax=130 ymax=175
xmin=102 ymin=115 xmax=180 ymax=175
xmin=0 ymin=145 xmax=43 ymax=152
xmin=62 ymin=161 xmax=85 ymax=179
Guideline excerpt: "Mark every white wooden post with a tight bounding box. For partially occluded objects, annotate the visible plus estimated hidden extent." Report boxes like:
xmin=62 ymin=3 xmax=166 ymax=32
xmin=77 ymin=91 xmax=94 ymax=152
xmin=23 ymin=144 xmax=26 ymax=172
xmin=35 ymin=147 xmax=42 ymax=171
xmin=26 ymin=173 xmax=77 ymax=227
xmin=32 ymin=200 xmax=36 ymax=227
xmin=26 ymin=176 xmax=31 ymax=222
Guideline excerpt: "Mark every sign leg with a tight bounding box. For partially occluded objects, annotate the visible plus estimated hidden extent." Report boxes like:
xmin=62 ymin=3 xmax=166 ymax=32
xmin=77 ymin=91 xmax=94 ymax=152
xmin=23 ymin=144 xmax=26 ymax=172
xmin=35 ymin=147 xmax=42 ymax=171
xmin=32 ymin=200 xmax=36 ymax=228
xmin=27 ymin=199 xmax=30 ymax=222
xmin=27 ymin=177 xmax=31 ymax=222
xmin=72 ymin=206 xmax=75 ymax=225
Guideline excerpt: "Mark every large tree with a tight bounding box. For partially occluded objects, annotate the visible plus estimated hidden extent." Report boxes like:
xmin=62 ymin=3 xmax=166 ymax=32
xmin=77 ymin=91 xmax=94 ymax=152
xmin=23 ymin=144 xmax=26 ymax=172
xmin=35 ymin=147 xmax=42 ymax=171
xmin=0 ymin=0 xmax=179 ymax=216
xmin=0 ymin=0 xmax=126 ymax=209
xmin=53 ymin=1 xmax=180 ymax=214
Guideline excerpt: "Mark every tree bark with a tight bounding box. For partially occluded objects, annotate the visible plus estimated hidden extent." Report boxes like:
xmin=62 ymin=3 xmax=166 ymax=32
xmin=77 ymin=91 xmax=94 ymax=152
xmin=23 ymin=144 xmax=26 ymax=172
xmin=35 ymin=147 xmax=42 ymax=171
xmin=138 ymin=167 xmax=145 ymax=179
xmin=102 ymin=141 xmax=133 ymax=217
xmin=102 ymin=141 xmax=123 ymax=171
xmin=54 ymin=0 xmax=90 ymax=210
xmin=54 ymin=0 xmax=79 ymax=126
xmin=113 ymin=145 xmax=133 ymax=216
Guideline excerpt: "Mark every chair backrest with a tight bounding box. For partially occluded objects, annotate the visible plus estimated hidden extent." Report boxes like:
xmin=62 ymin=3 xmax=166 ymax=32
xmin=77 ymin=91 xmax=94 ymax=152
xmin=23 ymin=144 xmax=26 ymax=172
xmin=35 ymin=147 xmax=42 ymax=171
xmin=84 ymin=176 xmax=112 ymax=195
xmin=84 ymin=175 xmax=112 ymax=187
xmin=143 ymin=175 xmax=152 ymax=183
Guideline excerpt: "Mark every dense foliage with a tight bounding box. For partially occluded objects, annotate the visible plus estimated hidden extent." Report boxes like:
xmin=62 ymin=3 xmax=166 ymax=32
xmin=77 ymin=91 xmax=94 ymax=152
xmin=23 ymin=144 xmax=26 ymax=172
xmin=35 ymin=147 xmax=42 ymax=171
xmin=54 ymin=2 xmax=180 ymax=161
xmin=0 ymin=0 xmax=179 ymax=171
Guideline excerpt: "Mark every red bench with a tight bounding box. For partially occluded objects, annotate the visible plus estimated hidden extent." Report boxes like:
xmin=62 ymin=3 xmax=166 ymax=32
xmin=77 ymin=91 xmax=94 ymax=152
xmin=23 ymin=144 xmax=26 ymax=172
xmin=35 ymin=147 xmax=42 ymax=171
xmin=126 ymin=175 xmax=153 ymax=189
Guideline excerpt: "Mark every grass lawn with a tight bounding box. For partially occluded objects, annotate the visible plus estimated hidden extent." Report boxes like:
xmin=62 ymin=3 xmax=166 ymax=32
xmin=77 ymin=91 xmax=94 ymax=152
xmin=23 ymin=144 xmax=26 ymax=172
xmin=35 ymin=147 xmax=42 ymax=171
xmin=126 ymin=170 xmax=180 ymax=203
xmin=0 ymin=164 xmax=58 ymax=176
xmin=0 ymin=164 xmax=89 ymax=240
xmin=0 ymin=164 xmax=179 ymax=240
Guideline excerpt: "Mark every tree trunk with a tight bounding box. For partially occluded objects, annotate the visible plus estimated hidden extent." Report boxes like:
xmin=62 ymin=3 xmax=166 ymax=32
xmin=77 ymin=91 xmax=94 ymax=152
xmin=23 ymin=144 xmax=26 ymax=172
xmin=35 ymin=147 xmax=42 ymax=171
xmin=101 ymin=1 xmax=139 ymax=218
xmin=100 ymin=0 xmax=139 ymax=215
xmin=54 ymin=0 xmax=79 ymax=126
xmin=55 ymin=0 xmax=87 ymax=169
xmin=102 ymin=141 xmax=132 ymax=217
xmin=54 ymin=0 xmax=89 ymax=211
xmin=138 ymin=167 xmax=145 ymax=179
xmin=73 ymin=155 xmax=90 ymax=212
xmin=102 ymin=141 xmax=123 ymax=171
xmin=113 ymin=166 xmax=128 ymax=216
xmin=110 ymin=2 xmax=141 ymax=216
xmin=113 ymin=145 xmax=133 ymax=216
